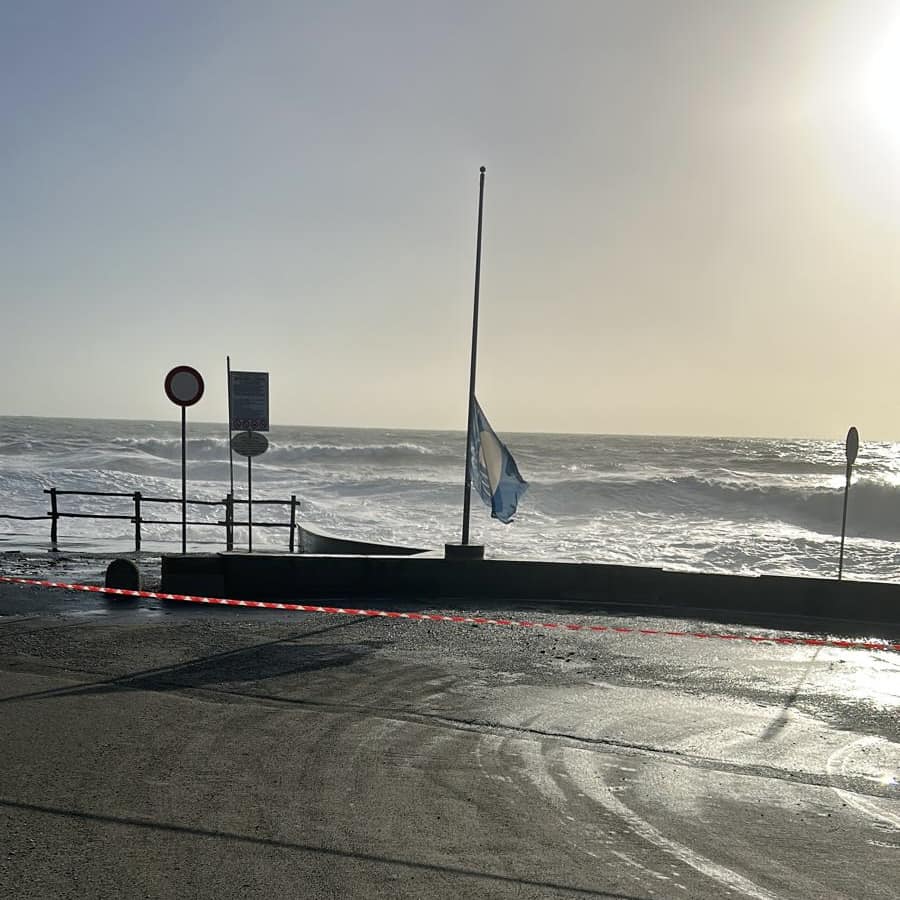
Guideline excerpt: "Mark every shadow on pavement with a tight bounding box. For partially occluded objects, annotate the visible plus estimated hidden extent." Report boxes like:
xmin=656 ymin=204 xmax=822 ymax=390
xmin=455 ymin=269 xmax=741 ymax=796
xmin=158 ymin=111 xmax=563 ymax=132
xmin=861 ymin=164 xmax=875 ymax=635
xmin=0 ymin=618 xmax=370 ymax=706
xmin=0 ymin=797 xmax=651 ymax=900
xmin=760 ymin=647 xmax=824 ymax=741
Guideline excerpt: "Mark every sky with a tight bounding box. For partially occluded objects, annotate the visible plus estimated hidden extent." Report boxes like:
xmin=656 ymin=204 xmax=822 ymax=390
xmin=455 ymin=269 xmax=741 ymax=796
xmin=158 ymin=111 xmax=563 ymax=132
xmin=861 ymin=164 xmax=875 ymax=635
xmin=3 ymin=0 xmax=900 ymax=438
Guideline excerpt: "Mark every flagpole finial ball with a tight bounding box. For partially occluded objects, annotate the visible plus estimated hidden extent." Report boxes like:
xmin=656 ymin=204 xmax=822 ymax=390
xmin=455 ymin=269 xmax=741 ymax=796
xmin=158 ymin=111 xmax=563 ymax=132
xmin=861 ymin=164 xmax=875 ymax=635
xmin=480 ymin=166 xmax=486 ymax=173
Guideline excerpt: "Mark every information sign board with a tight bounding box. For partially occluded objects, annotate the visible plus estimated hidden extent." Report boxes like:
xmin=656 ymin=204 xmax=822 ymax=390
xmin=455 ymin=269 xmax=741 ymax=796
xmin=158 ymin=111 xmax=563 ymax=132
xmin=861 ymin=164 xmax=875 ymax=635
xmin=231 ymin=431 xmax=269 ymax=458
xmin=230 ymin=371 xmax=269 ymax=431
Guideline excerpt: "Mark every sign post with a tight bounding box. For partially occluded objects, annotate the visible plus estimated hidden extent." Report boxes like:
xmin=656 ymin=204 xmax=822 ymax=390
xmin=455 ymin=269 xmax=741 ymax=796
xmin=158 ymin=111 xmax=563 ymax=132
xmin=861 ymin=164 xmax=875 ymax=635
xmin=838 ymin=426 xmax=859 ymax=581
xmin=226 ymin=356 xmax=235 ymax=498
xmin=164 ymin=366 xmax=205 ymax=554
xmin=231 ymin=430 xmax=269 ymax=552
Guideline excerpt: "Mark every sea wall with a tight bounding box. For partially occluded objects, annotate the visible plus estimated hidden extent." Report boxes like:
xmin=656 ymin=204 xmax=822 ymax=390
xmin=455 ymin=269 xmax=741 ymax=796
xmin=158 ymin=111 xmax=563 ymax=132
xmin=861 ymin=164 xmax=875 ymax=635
xmin=159 ymin=552 xmax=900 ymax=634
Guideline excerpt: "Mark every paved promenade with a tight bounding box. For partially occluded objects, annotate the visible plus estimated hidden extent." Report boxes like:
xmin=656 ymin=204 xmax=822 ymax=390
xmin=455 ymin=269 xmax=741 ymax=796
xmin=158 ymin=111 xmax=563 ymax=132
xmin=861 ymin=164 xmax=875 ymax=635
xmin=1 ymin=578 xmax=897 ymax=899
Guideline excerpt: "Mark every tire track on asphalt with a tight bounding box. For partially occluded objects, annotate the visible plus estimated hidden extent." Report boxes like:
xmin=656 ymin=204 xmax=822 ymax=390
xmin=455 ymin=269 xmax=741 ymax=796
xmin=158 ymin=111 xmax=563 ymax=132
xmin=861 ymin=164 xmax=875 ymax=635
xmin=295 ymin=666 xmax=609 ymax=898
xmin=2 ymin=650 xmax=894 ymax=805
xmin=825 ymin=737 xmax=900 ymax=832
xmin=175 ymin=683 xmax=896 ymax=801
xmin=552 ymin=745 xmax=779 ymax=900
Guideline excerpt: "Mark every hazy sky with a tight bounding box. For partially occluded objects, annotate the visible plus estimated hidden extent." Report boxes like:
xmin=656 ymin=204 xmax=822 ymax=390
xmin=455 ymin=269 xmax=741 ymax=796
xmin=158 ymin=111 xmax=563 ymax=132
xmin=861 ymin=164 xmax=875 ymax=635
xmin=3 ymin=0 xmax=900 ymax=438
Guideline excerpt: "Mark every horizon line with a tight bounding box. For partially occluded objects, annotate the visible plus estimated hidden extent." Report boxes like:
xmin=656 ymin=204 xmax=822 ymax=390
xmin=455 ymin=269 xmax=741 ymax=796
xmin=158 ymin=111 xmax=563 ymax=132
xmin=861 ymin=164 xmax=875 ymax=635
xmin=0 ymin=412 xmax=891 ymax=445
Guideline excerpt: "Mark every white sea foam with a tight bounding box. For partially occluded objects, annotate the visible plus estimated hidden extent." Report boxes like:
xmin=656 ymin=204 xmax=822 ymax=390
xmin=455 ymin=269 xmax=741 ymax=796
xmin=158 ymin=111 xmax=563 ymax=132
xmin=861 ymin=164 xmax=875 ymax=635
xmin=1 ymin=416 xmax=899 ymax=582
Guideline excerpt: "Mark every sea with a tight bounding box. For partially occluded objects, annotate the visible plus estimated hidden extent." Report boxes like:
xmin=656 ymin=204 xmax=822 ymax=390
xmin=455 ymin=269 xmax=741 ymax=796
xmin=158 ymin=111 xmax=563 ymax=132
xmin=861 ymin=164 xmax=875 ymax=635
xmin=1 ymin=416 xmax=899 ymax=583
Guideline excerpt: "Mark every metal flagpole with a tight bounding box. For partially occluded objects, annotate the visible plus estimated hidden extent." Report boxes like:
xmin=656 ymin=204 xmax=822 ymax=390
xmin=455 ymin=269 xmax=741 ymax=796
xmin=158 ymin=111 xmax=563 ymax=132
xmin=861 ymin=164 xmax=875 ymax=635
xmin=461 ymin=166 xmax=486 ymax=545
xmin=226 ymin=356 xmax=235 ymax=498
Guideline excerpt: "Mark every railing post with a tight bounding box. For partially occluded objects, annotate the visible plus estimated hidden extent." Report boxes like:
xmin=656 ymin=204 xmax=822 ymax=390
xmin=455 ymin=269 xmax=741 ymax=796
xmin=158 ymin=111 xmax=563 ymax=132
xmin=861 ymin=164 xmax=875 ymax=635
xmin=49 ymin=487 xmax=58 ymax=548
xmin=133 ymin=491 xmax=142 ymax=552
xmin=289 ymin=494 xmax=297 ymax=553
xmin=225 ymin=493 xmax=234 ymax=551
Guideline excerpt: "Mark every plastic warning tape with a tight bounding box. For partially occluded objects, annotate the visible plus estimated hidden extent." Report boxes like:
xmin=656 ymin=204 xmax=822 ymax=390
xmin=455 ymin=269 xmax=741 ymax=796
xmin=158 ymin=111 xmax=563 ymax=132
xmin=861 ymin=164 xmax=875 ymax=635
xmin=1 ymin=575 xmax=899 ymax=654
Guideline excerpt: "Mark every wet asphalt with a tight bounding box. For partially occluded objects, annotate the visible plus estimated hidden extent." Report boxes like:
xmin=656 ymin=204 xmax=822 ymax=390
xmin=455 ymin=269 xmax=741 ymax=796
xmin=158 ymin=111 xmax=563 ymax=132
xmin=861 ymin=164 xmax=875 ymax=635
xmin=0 ymin=570 xmax=898 ymax=900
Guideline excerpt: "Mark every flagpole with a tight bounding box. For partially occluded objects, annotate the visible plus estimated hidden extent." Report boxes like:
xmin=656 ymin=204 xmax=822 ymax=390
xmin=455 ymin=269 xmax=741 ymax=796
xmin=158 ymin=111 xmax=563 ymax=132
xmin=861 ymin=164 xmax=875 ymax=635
xmin=461 ymin=166 xmax=486 ymax=545
xmin=226 ymin=355 xmax=235 ymax=498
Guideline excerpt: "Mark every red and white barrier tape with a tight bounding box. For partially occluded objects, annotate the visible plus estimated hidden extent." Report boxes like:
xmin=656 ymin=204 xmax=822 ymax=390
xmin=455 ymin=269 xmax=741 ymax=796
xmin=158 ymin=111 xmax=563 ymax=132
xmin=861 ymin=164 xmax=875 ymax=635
xmin=1 ymin=575 xmax=899 ymax=654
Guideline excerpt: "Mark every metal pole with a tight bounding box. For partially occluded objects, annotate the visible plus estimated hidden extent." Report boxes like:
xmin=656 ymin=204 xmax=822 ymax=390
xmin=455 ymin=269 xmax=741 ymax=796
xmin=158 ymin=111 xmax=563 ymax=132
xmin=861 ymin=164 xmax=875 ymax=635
xmin=247 ymin=449 xmax=253 ymax=553
xmin=838 ymin=462 xmax=851 ymax=581
xmin=227 ymin=355 xmax=235 ymax=498
xmin=461 ymin=166 xmax=486 ymax=545
xmin=225 ymin=493 xmax=234 ymax=551
xmin=289 ymin=494 xmax=297 ymax=553
xmin=838 ymin=426 xmax=858 ymax=582
xmin=49 ymin=487 xmax=58 ymax=547
xmin=133 ymin=491 xmax=142 ymax=553
xmin=181 ymin=406 xmax=187 ymax=554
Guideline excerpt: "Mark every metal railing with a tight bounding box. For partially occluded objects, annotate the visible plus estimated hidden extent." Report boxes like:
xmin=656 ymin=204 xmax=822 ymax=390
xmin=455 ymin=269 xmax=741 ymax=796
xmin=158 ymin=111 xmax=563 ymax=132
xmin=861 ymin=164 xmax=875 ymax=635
xmin=0 ymin=488 xmax=300 ymax=552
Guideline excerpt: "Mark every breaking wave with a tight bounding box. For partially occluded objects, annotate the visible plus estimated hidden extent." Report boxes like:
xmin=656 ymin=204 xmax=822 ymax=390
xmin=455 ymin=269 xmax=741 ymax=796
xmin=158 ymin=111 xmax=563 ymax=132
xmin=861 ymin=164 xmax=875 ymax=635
xmin=530 ymin=475 xmax=900 ymax=539
xmin=110 ymin=436 xmax=444 ymax=466
xmin=3 ymin=417 xmax=900 ymax=578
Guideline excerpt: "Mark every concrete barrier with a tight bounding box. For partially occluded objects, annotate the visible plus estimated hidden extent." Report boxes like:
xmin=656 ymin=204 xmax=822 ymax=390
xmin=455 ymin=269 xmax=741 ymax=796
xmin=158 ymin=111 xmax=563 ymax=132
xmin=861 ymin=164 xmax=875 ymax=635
xmin=159 ymin=552 xmax=900 ymax=635
xmin=160 ymin=553 xmax=224 ymax=598
xmin=105 ymin=558 xmax=141 ymax=591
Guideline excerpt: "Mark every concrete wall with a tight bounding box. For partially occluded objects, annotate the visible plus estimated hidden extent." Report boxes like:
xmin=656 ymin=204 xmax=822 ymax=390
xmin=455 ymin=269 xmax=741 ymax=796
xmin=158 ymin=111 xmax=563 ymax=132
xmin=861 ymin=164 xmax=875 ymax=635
xmin=159 ymin=553 xmax=900 ymax=634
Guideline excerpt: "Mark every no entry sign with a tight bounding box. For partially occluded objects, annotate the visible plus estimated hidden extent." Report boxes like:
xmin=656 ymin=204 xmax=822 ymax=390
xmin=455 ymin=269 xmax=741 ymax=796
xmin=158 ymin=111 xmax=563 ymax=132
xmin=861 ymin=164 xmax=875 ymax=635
xmin=165 ymin=366 xmax=205 ymax=407
xmin=163 ymin=364 xmax=205 ymax=553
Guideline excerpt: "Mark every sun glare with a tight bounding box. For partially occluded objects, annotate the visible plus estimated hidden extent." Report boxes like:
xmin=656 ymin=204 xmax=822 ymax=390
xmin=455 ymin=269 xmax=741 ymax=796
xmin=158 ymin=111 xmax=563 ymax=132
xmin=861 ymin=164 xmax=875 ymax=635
xmin=859 ymin=13 xmax=900 ymax=152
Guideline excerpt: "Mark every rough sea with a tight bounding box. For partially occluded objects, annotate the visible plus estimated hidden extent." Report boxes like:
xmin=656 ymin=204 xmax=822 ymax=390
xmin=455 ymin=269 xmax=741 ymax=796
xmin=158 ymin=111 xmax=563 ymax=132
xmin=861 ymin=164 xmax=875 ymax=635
xmin=1 ymin=416 xmax=899 ymax=583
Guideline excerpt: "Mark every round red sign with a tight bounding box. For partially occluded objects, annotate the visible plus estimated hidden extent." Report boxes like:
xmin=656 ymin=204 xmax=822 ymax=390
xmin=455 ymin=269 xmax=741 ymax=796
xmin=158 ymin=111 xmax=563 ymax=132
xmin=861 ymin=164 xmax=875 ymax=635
xmin=164 ymin=366 xmax=205 ymax=407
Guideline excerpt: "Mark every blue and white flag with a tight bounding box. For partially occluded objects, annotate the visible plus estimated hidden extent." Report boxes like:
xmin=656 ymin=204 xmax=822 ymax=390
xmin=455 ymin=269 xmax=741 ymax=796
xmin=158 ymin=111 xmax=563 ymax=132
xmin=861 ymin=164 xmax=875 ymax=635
xmin=469 ymin=397 xmax=528 ymax=523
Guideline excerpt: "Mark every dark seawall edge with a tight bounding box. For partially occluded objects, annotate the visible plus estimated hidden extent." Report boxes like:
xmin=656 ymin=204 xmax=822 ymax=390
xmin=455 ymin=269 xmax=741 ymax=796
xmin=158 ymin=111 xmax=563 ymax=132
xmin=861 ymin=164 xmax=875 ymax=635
xmin=160 ymin=550 xmax=900 ymax=639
